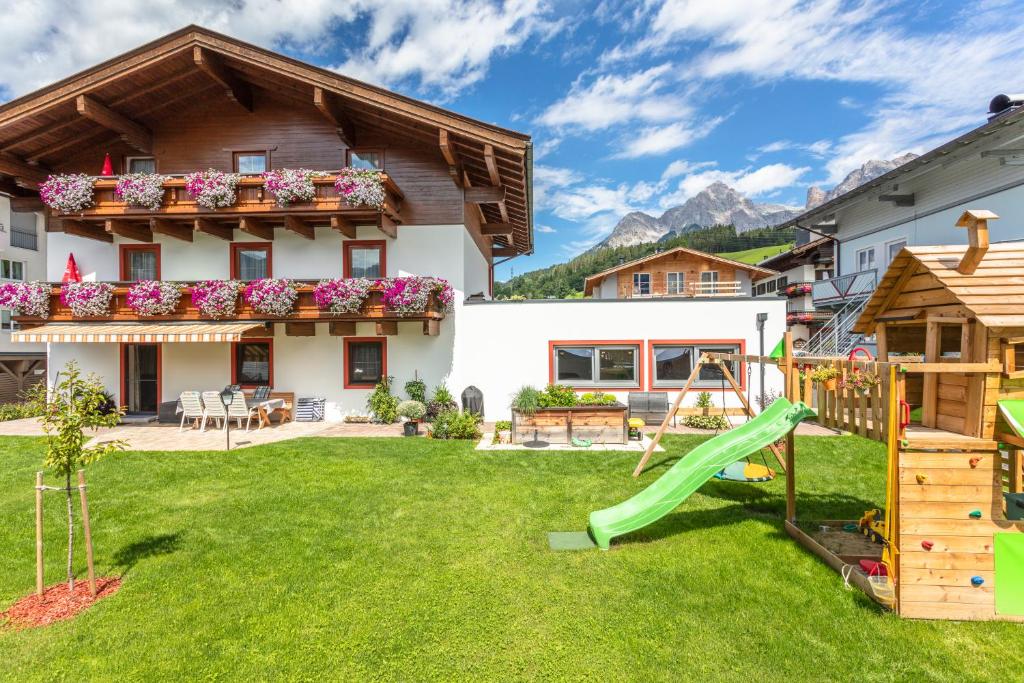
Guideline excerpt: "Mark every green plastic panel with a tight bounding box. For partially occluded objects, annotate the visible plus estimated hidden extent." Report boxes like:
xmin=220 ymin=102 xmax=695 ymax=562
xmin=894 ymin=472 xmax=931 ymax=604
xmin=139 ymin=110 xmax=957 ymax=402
xmin=995 ymin=533 xmax=1024 ymax=616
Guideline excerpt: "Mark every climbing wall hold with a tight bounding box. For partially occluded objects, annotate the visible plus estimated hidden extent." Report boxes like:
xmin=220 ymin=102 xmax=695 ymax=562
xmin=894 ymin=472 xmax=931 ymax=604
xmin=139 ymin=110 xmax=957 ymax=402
xmin=969 ymin=456 xmax=981 ymax=468
xmin=969 ymin=509 xmax=982 ymax=519
xmin=921 ymin=540 xmax=934 ymax=551
xmin=916 ymin=474 xmax=928 ymax=484
xmin=971 ymin=576 xmax=985 ymax=587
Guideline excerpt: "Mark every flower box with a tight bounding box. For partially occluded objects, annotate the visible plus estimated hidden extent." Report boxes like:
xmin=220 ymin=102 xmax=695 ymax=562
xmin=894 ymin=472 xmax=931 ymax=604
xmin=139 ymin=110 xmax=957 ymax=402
xmin=243 ymin=278 xmax=300 ymax=316
xmin=126 ymin=280 xmax=182 ymax=316
xmin=262 ymin=169 xmax=326 ymax=206
xmin=511 ymin=405 xmax=628 ymax=445
xmin=190 ymin=280 xmax=241 ymax=318
xmin=184 ymin=170 xmax=241 ymax=209
xmin=61 ymin=282 xmax=115 ymax=317
xmin=40 ymin=174 xmax=94 ymax=213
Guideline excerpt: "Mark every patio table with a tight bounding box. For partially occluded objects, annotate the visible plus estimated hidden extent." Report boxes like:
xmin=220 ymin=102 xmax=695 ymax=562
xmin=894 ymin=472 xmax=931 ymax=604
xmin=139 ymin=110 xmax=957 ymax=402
xmin=246 ymin=398 xmax=290 ymax=429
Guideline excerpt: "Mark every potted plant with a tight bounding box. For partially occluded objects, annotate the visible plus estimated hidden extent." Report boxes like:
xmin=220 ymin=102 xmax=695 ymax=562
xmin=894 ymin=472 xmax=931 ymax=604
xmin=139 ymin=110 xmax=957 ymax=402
xmin=493 ymin=419 xmax=512 ymax=444
xmin=313 ymin=277 xmax=374 ymax=314
xmin=126 ymin=280 xmax=182 ymax=316
xmin=39 ymin=173 xmax=94 ymax=213
xmin=190 ymin=280 xmax=242 ymax=318
xmin=184 ymin=169 xmax=241 ymax=209
xmin=335 ymin=167 xmax=385 ymax=208
xmin=262 ymin=168 xmax=327 ymax=206
xmin=810 ymin=364 xmax=840 ymax=390
xmin=114 ymin=172 xmax=168 ymax=210
xmin=0 ymin=281 xmax=50 ymax=318
xmin=398 ymin=400 xmax=426 ymax=436
xmin=243 ymin=278 xmax=300 ymax=316
xmin=61 ymin=282 xmax=114 ymax=317
xmin=379 ymin=276 xmax=455 ymax=315
xmin=840 ymin=371 xmax=880 ymax=395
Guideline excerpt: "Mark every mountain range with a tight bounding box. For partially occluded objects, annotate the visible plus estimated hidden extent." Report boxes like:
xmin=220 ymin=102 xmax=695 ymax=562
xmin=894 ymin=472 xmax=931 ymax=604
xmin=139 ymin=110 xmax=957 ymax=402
xmin=598 ymin=154 xmax=919 ymax=249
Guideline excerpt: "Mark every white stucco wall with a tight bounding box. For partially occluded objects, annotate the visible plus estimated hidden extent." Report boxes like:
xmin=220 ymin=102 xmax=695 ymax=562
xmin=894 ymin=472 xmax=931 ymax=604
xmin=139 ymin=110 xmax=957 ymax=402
xmin=0 ymin=196 xmax=47 ymax=355
xmin=598 ymin=274 xmax=618 ymax=299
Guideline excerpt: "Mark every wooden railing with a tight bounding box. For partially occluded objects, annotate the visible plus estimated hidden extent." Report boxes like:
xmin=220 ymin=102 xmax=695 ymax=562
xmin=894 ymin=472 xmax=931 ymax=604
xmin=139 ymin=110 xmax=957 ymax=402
xmin=686 ymin=280 xmax=744 ymax=297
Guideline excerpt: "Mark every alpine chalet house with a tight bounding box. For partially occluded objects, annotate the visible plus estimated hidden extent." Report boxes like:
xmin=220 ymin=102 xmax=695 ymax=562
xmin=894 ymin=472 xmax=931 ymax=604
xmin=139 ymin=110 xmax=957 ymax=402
xmin=777 ymin=93 xmax=1024 ymax=356
xmin=0 ymin=26 xmax=785 ymax=421
xmin=751 ymin=237 xmax=834 ymax=348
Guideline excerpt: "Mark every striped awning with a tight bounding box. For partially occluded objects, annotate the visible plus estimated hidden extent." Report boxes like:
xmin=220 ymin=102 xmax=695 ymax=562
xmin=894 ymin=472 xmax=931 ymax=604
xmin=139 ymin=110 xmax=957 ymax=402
xmin=12 ymin=322 xmax=265 ymax=344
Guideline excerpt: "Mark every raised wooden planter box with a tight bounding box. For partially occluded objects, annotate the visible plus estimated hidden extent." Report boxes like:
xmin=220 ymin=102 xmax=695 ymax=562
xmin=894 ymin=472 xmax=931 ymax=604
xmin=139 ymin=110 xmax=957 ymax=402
xmin=511 ymin=404 xmax=628 ymax=445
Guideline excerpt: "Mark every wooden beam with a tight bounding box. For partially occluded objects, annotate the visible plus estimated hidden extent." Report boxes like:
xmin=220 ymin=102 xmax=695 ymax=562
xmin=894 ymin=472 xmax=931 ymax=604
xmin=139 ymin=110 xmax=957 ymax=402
xmin=312 ymin=87 xmax=355 ymax=147
xmin=62 ymin=220 xmax=112 ymax=243
xmin=149 ymin=217 xmax=193 ymax=242
xmin=329 ymin=321 xmax=357 ymax=336
xmin=483 ymin=144 xmax=501 ymax=186
xmin=330 ymin=214 xmax=357 ymax=238
xmin=9 ymin=196 xmax=44 ymax=211
xmin=438 ymin=129 xmax=463 ymax=187
xmin=284 ymin=215 xmax=315 ymax=240
xmin=194 ymin=217 xmax=233 ymax=241
xmin=75 ymin=95 xmax=152 ymax=153
xmin=377 ymin=214 xmax=398 ymax=239
xmin=492 ymin=246 xmax=516 ymax=257
xmin=104 ymin=219 xmax=152 ymax=243
xmin=239 ymin=217 xmax=273 ymax=240
xmin=423 ymin=320 xmax=440 ymax=336
xmin=0 ymin=152 xmax=48 ymax=187
xmin=480 ymin=223 xmax=513 ymax=237
xmin=376 ymin=321 xmax=398 ymax=336
xmin=284 ymin=322 xmax=316 ymax=337
xmin=192 ymin=46 xmax=253 ymax=112
xmin=465 ymin=186 xmax=505 ymax=203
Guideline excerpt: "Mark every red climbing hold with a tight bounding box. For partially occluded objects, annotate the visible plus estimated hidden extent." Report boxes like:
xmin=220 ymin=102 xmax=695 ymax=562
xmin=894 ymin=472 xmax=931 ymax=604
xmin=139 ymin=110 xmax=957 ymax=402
xmin=969 ymin=456 xmax=981 ymax=468
xmin=921 ymin=540 xmax=934 ymax=551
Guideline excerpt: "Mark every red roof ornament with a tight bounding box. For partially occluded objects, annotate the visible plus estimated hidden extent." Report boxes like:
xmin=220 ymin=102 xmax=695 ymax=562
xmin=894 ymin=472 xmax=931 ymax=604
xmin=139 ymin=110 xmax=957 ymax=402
xmin=62 ymin=253 xmax=82 ymax=283
xmin=101 ymin=153 xmax=114 ymax=176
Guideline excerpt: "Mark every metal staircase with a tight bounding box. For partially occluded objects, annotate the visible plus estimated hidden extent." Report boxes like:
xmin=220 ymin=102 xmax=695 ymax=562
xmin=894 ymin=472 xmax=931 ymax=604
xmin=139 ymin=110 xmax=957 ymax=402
xmin=801 ymin=296 xmax=870 ymax=357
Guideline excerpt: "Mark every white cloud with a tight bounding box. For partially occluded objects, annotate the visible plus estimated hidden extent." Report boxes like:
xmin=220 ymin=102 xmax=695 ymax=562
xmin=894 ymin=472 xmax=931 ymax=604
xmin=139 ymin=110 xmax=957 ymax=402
xmin=660 ymin=162 xmax=809 ymax=207
xmin=535 ymin=224 xmax=557 ymax=233
xmin=757 ymin=138 xmax=831 ymax=158
xmin=613 ymin=116 xmax=725 ymax=158
xmin=0 ymin=1 xmax=558 ymax=100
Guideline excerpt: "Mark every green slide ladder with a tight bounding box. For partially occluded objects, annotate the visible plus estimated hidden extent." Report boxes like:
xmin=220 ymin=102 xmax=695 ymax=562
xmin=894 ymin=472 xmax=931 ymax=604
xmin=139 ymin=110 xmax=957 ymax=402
xmin=588 ymin=397 xmax=815 ymax=549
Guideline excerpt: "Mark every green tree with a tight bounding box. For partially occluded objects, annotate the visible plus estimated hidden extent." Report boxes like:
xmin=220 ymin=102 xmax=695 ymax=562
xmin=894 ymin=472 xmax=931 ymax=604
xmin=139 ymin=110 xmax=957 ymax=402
xmin=25 ymin=361 xmax=125 ymax=590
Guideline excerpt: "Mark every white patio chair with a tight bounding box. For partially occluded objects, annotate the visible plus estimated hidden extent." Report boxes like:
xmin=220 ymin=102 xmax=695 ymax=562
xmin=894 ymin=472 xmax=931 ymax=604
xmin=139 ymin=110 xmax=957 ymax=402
xmin=179 ymin=391 xmax=204 ymax=432
xmin=200 ymin=391 xmax=228 ymax=432
xmin=227 ymin=390 xmax=259 ymax=432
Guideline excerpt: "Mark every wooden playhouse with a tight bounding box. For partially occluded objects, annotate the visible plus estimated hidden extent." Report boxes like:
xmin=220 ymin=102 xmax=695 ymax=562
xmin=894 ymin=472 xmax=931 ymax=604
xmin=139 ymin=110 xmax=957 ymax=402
xmin=799 ymin=210 xmax=1024 ymax=620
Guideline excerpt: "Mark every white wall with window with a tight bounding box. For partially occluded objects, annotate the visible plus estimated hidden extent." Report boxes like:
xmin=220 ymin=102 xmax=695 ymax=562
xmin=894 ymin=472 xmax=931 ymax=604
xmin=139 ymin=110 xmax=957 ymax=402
xmin=0 ymin=195 xmax=47 ymax=354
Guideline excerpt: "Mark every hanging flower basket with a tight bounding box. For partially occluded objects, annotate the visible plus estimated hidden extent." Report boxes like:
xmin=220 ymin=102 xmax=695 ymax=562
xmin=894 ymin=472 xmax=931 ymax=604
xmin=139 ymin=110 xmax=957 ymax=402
xmin=114 ymin=173 xmax=168 ymax=210
xmin=126 ymin=280 xmax=182 ymax=316
xmin=313 ymin=278 xmax=374 ymax=314
xmin=39 ymin=174 xmax=95 ymax=213
xmin=840 ymin=371 xmax=880 ymax=394
xmin=61 ymin=282 xmax=114 ymax=317
xmin=334 ymin=167 xmax=385 ymax=209
xmin=190 ymin=280 xmax=241 ymax=318
xmin=184 ymin=170 xmax=241 ymax=210
xmin=243 ymin=278 xmax=300 ymax=316
xmin=262 ymin=168 xmax=326 ymax=206
xmin=0 ymin=281 xmax=50 ymax=318
xmin=380 ymin=276 xmax=455 ymax=315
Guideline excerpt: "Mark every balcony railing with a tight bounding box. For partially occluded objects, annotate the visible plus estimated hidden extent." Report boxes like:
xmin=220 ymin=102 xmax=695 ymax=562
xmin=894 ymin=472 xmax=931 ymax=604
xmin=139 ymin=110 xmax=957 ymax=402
xmin=51 ymin=172 xmax=403 ymax=222
xmin=786 ymin=309 xmax=833 ymax=324
xmin=811 ymin=269 xmax=877 ymax=307
xmin=14 ymin=280 xmax=446 ymax=327
xmin=626 ymin=280 xmax=746 ymax=298
xmin=781 ymin=281 xmax=813 ymax=298
xmin=10 ymin=227 xmax=37 ymax=250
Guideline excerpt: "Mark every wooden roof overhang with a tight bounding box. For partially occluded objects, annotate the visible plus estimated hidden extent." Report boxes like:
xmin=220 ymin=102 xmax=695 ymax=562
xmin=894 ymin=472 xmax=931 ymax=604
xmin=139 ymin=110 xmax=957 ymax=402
xmin=853 ymin=241 xmax=1024 ymax=334
xmin=0 ymin=25 xmax=533 ymax=255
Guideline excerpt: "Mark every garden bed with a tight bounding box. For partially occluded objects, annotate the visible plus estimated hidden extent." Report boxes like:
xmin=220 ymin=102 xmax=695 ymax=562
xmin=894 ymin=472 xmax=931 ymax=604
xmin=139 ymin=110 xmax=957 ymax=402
xmin=512 ymin=404 xmax=627 ymax=445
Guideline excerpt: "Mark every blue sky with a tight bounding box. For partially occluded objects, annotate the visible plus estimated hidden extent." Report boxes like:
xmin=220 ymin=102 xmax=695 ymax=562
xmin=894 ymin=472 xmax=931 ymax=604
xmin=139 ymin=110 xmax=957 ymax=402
xmin=2 ymin=1 xmax=1024 ymax=279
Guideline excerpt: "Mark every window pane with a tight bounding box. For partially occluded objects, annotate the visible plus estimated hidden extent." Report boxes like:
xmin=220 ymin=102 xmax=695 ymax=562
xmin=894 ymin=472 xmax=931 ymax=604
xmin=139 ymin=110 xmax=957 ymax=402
xmin=349 ymin=247 xmax=381 ymax=278
xmin=236 ymin=342 xmax=271 ymax=385
xmin=349 ymin=151 xmax=381 ymax=170
xmin=127 ymin=251 xmax=157 ymax=281
xmin=348 ymin=342 xmax=383 ymax=385
xmin=632 ymin=273 xmax=650 ymax=295
xmin=599 ymin=348 xmax=635 ymax=382
xmin=654 ymin=346 xmax=692 ymax=384
xmin=697 ymin=347 xmax=739 ymax=385
xmin=1 ymin=310 xmax=12 ymax=331
xmin=237 ymin=154 xmax=267 ymax=174
xmin=1 ymin=260 xmax=9 ymax=279
xmin=128 ymin=158 xmax=156 ymax=173
xmin=11 ymin=261 xmax=23 ymax=281
xmin=667 ymin=272 xmax=683 ymax=294
xmin=556 ymin=347 xmax=593 ymax=381
xmin=236 ymin=248 xmax=268 ymax=280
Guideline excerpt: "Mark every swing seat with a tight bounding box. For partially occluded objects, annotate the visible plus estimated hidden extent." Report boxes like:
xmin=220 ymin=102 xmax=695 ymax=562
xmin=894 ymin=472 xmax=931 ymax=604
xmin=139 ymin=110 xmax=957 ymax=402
xmin=714 ymin=460 xmax=776 ymax=483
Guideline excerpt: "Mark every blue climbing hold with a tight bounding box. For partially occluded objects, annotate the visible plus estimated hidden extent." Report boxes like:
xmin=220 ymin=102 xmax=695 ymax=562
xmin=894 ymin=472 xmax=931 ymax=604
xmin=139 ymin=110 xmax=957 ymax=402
xmin=971 ymin=576 xmax=985 ymax=587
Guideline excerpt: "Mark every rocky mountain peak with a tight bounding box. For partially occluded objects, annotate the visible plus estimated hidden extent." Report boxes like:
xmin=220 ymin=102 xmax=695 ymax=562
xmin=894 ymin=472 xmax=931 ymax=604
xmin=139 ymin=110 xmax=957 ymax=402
xmin=805 ymin=153 xmax=919 ymax=209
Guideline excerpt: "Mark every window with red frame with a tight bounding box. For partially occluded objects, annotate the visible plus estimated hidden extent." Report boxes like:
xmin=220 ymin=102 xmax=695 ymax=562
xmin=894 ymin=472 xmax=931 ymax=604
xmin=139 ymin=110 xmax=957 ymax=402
xmin=120 ymin=244 xmax=160 ymax=282
xmin=233 ymin=339 xmax=273 ymax=387
xmin=231 ymin=243 xmax=272 ymax=280
xmin=345 ymin=338 xmax=385 ymax=388
xmin=343 ymin=240 xmax=385 ymax=279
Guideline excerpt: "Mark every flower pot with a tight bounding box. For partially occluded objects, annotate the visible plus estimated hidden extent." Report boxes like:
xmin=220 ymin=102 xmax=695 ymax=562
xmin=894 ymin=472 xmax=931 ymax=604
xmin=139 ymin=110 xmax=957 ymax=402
xmin=825 ymin=378 xmax=838 ymax=391
xmin=403 ymin=421 xmax=419 ymax=437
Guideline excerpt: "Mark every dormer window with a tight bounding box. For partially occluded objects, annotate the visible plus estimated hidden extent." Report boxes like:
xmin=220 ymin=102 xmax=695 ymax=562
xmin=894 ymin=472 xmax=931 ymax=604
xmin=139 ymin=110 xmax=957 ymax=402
xmin=347 ymin=149 xmax=383 ymax=170
xmin=234 ymin=152 xmax=268 ymax=174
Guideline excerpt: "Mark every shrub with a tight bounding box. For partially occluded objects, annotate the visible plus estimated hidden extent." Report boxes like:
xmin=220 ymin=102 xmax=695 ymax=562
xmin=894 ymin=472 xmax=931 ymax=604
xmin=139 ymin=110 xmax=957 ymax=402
xmin=539 ymin=383 xmax=577 ymax=408
xmin=405 ymin=378 xmax=427 ymax=403
xmin=397 ymin=400 xmax=426 ymax=421
xmin=367 ymin=376 xmax=399 ymax=424
xmin=426 ymin=383 xmax=458 ymax=421
xmin=429 ymin=409 xmax=481 ymax=440
xmin=494 ymin=419 xmax=512 ymax=432
xmin=578 ymin=391 xmax=617 ymax=406
xmin=0 ymin=401 xmax=44 ymax=422
xmin=510 ymin=385 xmax=543 ymax=416
xmin=755 ymin=389 xmax=783 ymax=411
xmin=682 ymin=414 xmax=730 ymax=430
xmin=694 ymin=391 xmax=713 ymax=410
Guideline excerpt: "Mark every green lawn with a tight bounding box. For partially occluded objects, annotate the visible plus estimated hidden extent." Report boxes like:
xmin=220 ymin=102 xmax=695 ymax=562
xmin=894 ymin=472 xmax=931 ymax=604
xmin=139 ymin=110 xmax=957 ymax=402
xmin=718 ymin=243 xmax=794 ymax=264
xmin=2 ymin=434 xmax=1022 ymax=681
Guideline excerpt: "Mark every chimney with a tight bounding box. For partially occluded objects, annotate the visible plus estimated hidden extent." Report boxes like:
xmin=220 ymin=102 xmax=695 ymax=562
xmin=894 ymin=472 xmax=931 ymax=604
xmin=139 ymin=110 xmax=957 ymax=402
xmin=989 ymin=93 xmax=1024 ymax=120
xmin=955 ymin=210 xmax=998 ymax=274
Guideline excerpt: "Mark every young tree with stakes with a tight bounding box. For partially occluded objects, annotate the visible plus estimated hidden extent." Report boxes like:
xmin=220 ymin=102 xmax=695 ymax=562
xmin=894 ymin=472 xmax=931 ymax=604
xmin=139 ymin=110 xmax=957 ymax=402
xmin=26 ymin=361 xmax=125 ymax=591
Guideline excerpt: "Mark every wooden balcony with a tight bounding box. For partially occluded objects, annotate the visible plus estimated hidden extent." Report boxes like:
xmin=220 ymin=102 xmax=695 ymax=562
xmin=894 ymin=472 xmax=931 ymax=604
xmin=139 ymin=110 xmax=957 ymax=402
xmin=47 ymin=172 xmax=404 ymax=243
xmin=14 ymin=281 xmax=446 ymax=336
xmin=625 ymin=281 xmax=748 ymax=298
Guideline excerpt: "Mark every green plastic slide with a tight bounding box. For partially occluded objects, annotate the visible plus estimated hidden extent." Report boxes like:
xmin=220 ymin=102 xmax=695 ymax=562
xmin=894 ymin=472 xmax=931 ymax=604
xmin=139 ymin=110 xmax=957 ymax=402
xmin=998 ymin=399 xmax=1024 ymax=439
xmin=588 ymin=398 xmax=815 ymax=549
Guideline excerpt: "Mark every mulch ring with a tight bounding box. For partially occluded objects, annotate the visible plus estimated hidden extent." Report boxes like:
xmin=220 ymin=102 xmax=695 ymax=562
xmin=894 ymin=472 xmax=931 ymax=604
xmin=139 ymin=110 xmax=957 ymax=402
xmin=1 ymin=577 xmax=121 ymax=630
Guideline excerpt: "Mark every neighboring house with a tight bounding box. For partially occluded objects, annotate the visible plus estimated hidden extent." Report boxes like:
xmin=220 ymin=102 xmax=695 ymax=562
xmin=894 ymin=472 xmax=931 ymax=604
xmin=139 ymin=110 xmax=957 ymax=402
xmin=0 ymin=26 xmax=785 ymax=420
xmin=752 ymin=237 xmax=834 ymax=347
xmin=776 ymin=95 xmax=1024 ymax=355
xmin=583 ymin=247 xmax=776 ymax=299
xmin=0 ymin=194 xmax=46 ymax=402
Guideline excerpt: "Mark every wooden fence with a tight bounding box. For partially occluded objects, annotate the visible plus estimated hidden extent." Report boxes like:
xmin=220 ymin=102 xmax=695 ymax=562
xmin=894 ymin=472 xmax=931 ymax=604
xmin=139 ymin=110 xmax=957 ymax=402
xmin=792 ymin=359 xmax=893 ymax=443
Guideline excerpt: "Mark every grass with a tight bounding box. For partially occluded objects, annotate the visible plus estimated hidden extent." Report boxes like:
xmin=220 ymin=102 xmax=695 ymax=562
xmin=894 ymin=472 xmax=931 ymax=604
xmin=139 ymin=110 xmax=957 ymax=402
xmin=2 ymin=433 xmax=1023 ymax=680
xmin=717 ymin=243 xmax=794 ymax=264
